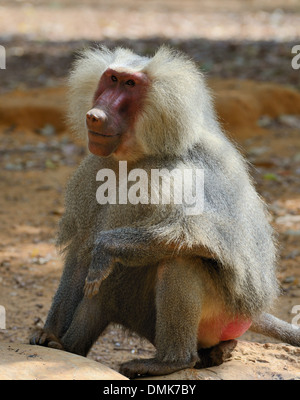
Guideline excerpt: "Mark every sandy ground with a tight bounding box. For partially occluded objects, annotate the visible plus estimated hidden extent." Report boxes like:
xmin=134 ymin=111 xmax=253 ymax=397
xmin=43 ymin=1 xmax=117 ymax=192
xmin=1 ymin=0 xmax=300 ymax=42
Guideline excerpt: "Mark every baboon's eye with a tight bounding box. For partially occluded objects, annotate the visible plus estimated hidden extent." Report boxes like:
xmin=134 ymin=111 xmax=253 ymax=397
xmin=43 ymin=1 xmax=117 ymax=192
xmin=125 ymin=79 xmax=135 ymax=87
xmin=111 ymin=75 xmax=118 ymax=82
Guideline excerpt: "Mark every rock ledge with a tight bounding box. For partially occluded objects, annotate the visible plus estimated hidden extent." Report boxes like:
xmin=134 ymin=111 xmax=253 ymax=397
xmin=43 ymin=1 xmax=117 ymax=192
xmin=0 ymin=342 xmax=127 ymax=380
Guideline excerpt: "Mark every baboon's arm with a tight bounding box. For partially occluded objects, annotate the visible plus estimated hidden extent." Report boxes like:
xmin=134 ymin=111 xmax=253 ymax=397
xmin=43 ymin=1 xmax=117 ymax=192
xmin=84 ymin=226 xmax=213 ymax=298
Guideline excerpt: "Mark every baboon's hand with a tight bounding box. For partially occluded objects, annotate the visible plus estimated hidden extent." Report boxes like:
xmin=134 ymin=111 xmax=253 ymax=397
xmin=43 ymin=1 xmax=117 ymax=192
xmin=30 ymin=328 xmax=63 ymax=350
xmin=84 ymin=264 xmax=114 ymax=298
xmin=84 ymin=274 xmax=102 ymax=298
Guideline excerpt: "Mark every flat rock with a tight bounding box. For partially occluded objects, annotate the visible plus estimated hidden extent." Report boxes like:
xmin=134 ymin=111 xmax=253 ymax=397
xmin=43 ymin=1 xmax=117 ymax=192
xmin=0 ymin=342 xmax=127 ymax=380
xmin=0 ymin=340 xmax=299 ymax=380
xmin=140 ymin=341 xmax=300 ymax=380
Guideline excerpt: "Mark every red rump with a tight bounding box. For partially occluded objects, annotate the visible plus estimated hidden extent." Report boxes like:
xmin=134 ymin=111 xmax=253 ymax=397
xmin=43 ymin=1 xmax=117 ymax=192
xmin=197 ymin=315 xmax=252 ymax=347
xmin=220 ymin=318 xmax=252 ymax=341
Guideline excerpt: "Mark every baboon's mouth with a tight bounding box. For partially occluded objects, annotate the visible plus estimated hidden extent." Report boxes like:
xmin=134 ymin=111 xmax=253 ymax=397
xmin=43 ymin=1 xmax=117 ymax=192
xmin=88 ymin=130 xmax=121 ymax=138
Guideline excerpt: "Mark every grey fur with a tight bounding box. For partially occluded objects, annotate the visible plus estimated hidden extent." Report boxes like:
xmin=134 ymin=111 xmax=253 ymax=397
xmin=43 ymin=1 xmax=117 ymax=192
xmin=30 ymin=46 xmax=299 ymax=377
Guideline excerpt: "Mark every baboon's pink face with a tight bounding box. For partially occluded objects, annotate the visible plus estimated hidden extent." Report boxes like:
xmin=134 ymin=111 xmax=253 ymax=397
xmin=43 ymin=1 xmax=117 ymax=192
xmin=86 ymin=68 xmax=149 ymax=157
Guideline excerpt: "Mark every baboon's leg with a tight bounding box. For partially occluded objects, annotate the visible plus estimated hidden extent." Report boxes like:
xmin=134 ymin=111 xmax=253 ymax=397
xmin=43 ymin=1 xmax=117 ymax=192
xmin=120 ymin=258 xmax=203 ymax=378
xmin=30 ymin=249 xmax=88 ymax=347
xmin=60 ymin=288 xmax=109 ymax=356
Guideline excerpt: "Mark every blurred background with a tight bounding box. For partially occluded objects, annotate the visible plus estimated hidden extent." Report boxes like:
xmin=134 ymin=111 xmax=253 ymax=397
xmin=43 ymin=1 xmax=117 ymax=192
xmin=0 ymin=0 xmax=300 ymax=92
xmin=0 ymin=0 xmax=300 ymax=374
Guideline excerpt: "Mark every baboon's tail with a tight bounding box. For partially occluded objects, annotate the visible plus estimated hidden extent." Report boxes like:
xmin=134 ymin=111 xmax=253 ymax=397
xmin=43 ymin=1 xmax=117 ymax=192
xmin=250 ymin=312 xmax=300 ymax=347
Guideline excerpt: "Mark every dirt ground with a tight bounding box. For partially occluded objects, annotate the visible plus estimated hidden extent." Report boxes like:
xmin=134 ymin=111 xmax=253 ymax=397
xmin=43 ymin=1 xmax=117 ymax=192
xmin=0 ymin=0 xmax=300 ymax=374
